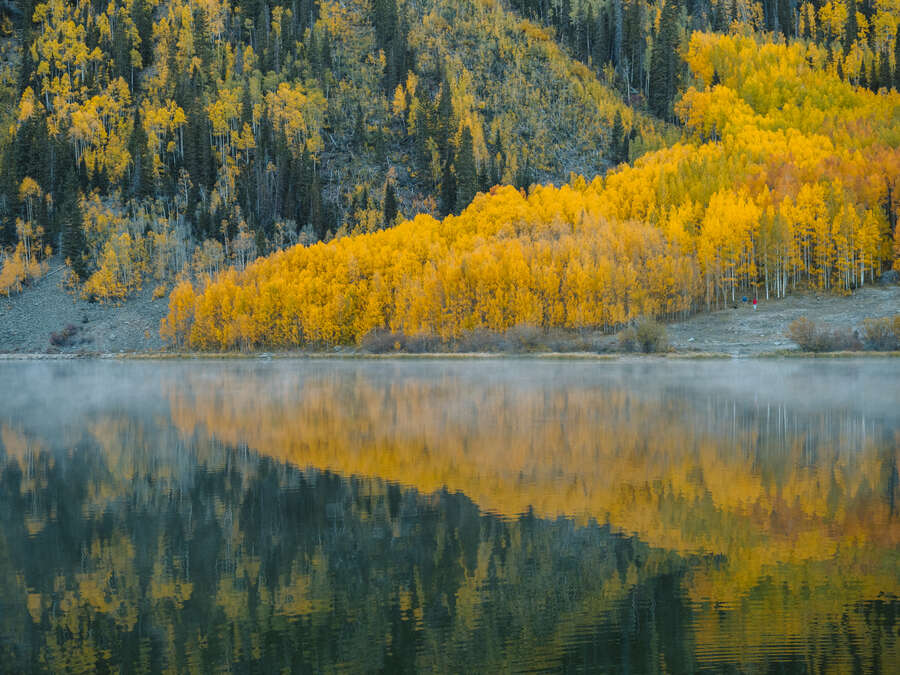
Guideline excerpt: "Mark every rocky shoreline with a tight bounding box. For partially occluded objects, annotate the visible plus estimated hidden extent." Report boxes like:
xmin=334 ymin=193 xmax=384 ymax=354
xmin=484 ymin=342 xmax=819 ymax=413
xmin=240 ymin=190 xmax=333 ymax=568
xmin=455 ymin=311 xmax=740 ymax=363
xmin=2 ymin=260 xmax=897 ymax=358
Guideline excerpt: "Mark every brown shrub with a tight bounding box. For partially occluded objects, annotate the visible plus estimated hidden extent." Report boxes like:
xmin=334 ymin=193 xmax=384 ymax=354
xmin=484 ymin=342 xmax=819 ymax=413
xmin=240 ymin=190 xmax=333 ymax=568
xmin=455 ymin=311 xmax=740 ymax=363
xmin=861 ymin=316 xmax=900 ymax=351
xmin=787 ymin=318 xmax=862 ymax=352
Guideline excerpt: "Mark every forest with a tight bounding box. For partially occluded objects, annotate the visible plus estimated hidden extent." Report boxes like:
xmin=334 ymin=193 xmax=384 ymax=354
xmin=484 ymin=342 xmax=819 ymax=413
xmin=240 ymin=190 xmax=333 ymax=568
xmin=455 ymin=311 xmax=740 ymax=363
xmin=0 ymin=0 xmax=898 ymax=348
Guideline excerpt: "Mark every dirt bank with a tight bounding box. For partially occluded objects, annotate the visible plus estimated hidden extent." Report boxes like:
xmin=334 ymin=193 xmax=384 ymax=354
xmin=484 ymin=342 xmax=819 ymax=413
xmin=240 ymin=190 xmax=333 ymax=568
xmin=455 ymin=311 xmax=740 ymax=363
xmin=1 ymin=262 xmax=897 ymax=356
xmin=0 ymin=260 xmax=167 ymax=354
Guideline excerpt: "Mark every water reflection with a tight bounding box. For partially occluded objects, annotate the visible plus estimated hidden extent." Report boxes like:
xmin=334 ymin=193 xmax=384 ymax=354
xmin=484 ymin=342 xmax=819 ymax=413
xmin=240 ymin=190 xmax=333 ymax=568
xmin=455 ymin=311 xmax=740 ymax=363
xmin=0 ymin=359 xmax=897 ymax=672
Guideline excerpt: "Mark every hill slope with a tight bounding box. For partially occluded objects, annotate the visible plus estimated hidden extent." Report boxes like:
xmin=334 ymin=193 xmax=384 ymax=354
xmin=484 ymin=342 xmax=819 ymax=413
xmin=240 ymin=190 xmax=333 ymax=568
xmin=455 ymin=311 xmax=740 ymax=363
xmin=0 ymin=0 xmax=666 ymax=302
xmin=161 ymin=32 xmax=900 ymax=350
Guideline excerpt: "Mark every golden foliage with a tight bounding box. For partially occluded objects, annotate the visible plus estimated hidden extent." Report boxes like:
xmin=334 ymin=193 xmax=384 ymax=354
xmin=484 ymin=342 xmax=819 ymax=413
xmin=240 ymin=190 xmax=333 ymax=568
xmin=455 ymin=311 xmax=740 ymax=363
xmin=164 ymin=33 xmax=900 ymax=349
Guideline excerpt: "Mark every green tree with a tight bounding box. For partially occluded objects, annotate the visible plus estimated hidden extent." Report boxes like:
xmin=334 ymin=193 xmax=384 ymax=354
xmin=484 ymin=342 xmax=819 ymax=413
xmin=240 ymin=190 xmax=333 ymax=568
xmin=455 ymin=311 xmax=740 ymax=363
xmin=609 ymin=110 xmax=625 ymax=164
xmin=455 ymin=126 xmax=477 ymax=211
xmin=441 ymin=158 xmax=456 ymax=217
xmin=383 ymin=181 xmax=398 ymax=227
xmin=648 ymin=0 xmax=681 ymax=121
xmin=844 ymin=0 xmax=857 ymax=56
xmin=61 ymin=182 xmax=87 ymax=278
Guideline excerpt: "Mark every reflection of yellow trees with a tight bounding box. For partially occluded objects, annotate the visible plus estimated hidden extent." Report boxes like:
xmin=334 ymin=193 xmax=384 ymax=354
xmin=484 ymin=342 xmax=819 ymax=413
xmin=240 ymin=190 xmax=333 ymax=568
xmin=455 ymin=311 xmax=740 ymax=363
xmin=1 ymin=385 xmax=896 ymax=671
xmin=164 ymin=370 xmax=899 ymax=603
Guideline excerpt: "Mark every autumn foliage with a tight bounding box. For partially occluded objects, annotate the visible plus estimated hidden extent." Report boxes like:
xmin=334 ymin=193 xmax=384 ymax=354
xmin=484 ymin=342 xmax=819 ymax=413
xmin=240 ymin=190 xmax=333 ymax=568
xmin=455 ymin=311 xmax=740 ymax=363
xmin=162 ymin=184 xmax=699 ymax=348
xmin=163 ymin=33 xmax=900 ymax=350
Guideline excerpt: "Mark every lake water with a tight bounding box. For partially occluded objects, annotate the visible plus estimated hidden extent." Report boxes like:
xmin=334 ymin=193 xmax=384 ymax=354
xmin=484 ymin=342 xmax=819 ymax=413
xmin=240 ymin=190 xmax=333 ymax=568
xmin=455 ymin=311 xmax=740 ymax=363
xmin=0 ymin=359 xmax=897 ymax=673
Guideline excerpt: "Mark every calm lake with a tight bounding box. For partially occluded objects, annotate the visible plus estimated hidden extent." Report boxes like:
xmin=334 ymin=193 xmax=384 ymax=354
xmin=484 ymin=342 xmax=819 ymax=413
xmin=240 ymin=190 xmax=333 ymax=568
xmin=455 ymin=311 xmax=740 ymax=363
xmin=0 ymin=359 xmax=897 ymax=673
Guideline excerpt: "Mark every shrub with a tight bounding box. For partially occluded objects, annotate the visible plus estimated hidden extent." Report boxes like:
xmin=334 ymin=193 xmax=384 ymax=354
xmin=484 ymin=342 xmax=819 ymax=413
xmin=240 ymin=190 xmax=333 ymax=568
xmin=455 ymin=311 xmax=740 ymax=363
xmin=823 ymin=327 xmax=863 ymax=352
xmin=403 ymin=333 xmax=443 ymax=353
xmin=787 ymin=317 xmax=817 ymax=350
xmin=454 ymin=329 xmax=510 ymax=353
xmin=359 ymin=329 xmax=404 ymax=353
xmin=505 ymin=324 xmax=544 ymax=351
xmin=861 ymin=316 xmax=900 ymax=351
xmin=617 ymin=327 xmax=638 ymax=352
xmin=49 ymin=324 xmax=79 ymax=347
xmin=787 ymin=317 xmax=862 ymax=352
xmin=635 ymin=318 xmax=668 ymax=353
xmin=360 ymin=329 xmax=444 ymax=353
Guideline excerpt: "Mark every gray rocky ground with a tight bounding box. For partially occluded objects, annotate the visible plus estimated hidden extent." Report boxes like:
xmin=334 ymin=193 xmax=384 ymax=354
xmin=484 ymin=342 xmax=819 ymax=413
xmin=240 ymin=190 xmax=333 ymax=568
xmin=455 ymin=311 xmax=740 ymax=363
xmin=0 ymin=259 xmax=167 ymax=354
xmin=665 ymin=283 xmax=900 ymax=355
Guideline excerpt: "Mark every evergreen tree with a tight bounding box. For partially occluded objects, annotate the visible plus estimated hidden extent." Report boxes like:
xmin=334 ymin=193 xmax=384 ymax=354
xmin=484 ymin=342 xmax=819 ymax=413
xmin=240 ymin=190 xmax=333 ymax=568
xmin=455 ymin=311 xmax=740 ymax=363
xmin=383 ymin=181 xmax=398 ymax=227
xmin=777 ymin=0 xmax=794 ymax=38
xmin=595 ymin=6 xmax=611 ymax=66
xmin=609 ymin=110 xmax=625 ymax=164
xmin=441 ymin=157 xmax=456 ymax=217
xmin=455 ymin=126 xmax=477 ymax=210
xmin=61 ymin=178 xmax=87 ymax=278
xmin=436 ymin=70 xmax=454 ymax=161
xmin=844 ymin=0 xmax=857 ymax=55
xmin=648 ymin=0 xmax=681 ymax=121
xmin=128 ymin=109 xmax=151 ymax=199
xmin=895 ymin=26 xmax=900 ymax=90
xmin=622 ymin=0 xmax=645 ymax=89
xmin=131 ymin=0 xmax=154 ymax=68
xmin=309 ymin=171 xmax=326 ymax=240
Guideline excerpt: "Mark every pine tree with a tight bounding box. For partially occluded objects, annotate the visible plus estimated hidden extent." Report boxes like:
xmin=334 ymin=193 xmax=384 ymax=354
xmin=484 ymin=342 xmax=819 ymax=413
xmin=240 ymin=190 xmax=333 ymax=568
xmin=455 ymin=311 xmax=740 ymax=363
xmin=441 ymin=157 xmax=456 ymax=217
xmin=310 ymin=172 xmax=326 ymax=240
xmin=128 ymin=109 xmax=150 ymax=199
xmin=622 ymin=0 xmax=645 ymax=89
xmin=596 ymin=6 xmax=611 ymax=66
xmin=648 ymin=0 xmax=681 ymax=121
xmin=777 ymin=0 xmax=794 ymax=38
xmin=844 ymin=0 xmax=857 ymax=56
xmin=61 ymin=180 xmax=87 ymax=279
xmin=436 ymin=70 xmax=454 ymax=161
xmin=383 ymin=181 xmax=398 ymax=227
xmin=609 ymin=110 xmax=625 ymax=164
xmin=895 ymin=26 xmax=900 ymax=90
xmin=455 ymin=126 xmax=477 ymax=210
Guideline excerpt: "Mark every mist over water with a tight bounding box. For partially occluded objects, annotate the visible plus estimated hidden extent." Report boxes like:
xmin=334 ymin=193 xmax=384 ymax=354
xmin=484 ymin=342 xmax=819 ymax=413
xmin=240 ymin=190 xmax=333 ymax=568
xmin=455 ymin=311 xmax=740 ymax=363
xmin=0 ymin=359 xmax=897 ymax=672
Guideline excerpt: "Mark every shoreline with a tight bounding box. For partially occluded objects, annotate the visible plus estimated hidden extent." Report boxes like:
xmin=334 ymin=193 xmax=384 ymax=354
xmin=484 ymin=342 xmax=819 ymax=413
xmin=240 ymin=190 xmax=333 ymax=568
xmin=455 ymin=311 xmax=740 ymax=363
xmin=2 ymin=350 xmax=898 ymax=361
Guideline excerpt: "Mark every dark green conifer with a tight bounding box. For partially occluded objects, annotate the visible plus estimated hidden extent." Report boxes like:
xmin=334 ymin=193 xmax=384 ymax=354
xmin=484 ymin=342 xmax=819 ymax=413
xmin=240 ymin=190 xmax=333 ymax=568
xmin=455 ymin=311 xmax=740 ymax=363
xmin=609 ymin=110 xmax=625 ymax=164
xmin=895 ymin=26 xmax=900 ymax=90
xmin=648 ymin=0 xmax=680 ymax=121
xmin=455 ymin=126 xmax=477 ymax=210
xmin=436 ymin=70 xmax=454 ymax=161
xmin=441 ymin=158 xmax=456 ymax=217
xmin=61 ymin=176 xmax=87 ymax=278
xmin=383 ymin=181 xmax=398 ymax=227
xmin=844 ymin=0 xmax=857 ymax=56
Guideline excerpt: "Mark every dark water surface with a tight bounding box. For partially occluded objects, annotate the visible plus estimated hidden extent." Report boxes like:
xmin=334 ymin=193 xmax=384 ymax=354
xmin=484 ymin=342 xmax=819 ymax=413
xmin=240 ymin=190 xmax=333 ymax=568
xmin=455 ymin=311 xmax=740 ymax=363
xmin=0 ymin=359 xmax=897 ymax=673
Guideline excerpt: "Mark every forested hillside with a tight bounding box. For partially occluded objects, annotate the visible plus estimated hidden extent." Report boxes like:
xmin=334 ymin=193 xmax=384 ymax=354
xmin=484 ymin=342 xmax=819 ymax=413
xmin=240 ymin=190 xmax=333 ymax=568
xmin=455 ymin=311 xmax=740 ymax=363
xmin=1 ymin=0 xmax=898 ymax=350
xmin=0 ymin=0 xmax=670 ymax=299
xmin=163 ymin=30 xmax=900 ymax=350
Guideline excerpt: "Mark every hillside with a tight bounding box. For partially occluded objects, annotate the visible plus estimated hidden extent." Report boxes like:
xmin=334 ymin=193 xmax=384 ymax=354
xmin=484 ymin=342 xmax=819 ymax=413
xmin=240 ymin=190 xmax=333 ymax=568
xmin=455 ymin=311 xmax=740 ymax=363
xmin=161 ymin=31 xmax=900 ymax=350
xmin=0 ymin=0 xmax=899 ymax=350
xmin=0 ymin=0 xmax=669 ymax=303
